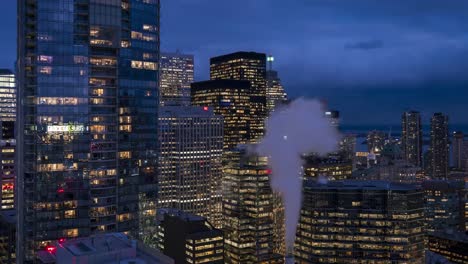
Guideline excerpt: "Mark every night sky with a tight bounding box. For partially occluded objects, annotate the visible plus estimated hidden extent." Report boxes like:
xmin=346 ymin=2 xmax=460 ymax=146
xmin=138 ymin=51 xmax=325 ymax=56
xmin=2 ymin=1 xmax=467 ymax=125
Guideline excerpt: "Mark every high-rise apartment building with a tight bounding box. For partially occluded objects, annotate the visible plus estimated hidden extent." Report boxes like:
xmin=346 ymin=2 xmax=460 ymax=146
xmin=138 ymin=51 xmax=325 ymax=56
xmin=159 ymin=52 xmax=194 ymax=106
xmin=222 ymin=147 xmax=284 ymax=263
xmin=210 ymin=52 xmax=267 ymax=142
xmin=452 ymin=131 xmax=468 ymax=171
xmin=402 ymin=111 xmax=423 ymax=167
xmin=266 ymin=56 xmax=287 ymax=113
xmin=17 ymin=1 xmax=160 ymax=261
xmin=295 ymin=180 xmax=426 ymax=263
xmin=191 ymin=80 xmax=250 ymax=149
xmin=158 ymin=106 xmax=224 ymax=227
xmin=156 ymin=209 xmax=224 ymax=264
xmin=429 ymin=113 xmax=449 ymax=179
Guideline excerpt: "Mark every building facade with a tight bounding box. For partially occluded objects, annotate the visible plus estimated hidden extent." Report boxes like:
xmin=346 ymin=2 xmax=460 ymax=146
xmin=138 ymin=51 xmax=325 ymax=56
xmin=0 ymin=211 xmax=15 ymax=264
xmin=422 ymin=180 xmax=466 ymax=233
xmin=401 ymin=111 xmax=423 ymax=167
xmin=303 ymin=154 xmax=353 ymax=181
xmin=265 ymin=56 xmax=287 ymax=113
xmin=159 ymin=52 xmax=194 ymax=106
xmin=295 ymin=180 xmax=426 ymax=263
xmin=0 ymin=70 xmax=15 ymax=122
xmin=191 ymin=80 xmax=250 ymax=150
xmin=452 ymin=131 xmax=468 ymax=171
xmin=156 ymin=209 xmax=224 ymax=264
xmin=222 ymin=147 xmax=284 ymax=264
xmin=158 ymin=106 xmax=224 ymax=227
xmin=17 ymin=0 xmax=160 ymax=261
xmin=428 ymin=232 xmax=468 ymax=264
xmin=429 ymin=113 xmax=449 ymax=179
xmin=367 ymin=130 xmax=386 ymax=156
xmin=210 ymin=52 xmax=267 ymax=142
xmin=0 ymin=70 xmax=16 ymax=214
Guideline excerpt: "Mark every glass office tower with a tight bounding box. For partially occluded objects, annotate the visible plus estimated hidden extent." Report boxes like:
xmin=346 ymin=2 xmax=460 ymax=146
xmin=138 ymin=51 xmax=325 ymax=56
xmin=159 ymin=52 xmax=194 ymax=106
xmin=295 ymin=180 xmax=426 ymax=263
xmin=210 ymin=52 xmax=267 ymax=143
xmin=17 ymin=0 xmax=160 ymax=262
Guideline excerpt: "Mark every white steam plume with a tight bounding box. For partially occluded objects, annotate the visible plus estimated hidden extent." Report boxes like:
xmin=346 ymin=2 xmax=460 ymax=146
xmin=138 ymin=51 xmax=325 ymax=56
xmin=257 ymin=98 xmax=340 ymax=250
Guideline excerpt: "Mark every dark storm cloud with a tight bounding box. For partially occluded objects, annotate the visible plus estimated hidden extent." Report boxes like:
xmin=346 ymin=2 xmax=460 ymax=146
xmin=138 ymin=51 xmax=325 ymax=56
xmin=162 ymin=0 xmax=468 ymax=91
xmin=345 ymin=40 xmax=384 ymax=51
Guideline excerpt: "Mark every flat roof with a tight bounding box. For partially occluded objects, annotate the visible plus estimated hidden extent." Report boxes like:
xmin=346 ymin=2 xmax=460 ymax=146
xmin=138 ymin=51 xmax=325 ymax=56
xmin=304 ymin=180 xmax=420 ymax=191
xmin=59 ymin=233 xmax=131 ymax=256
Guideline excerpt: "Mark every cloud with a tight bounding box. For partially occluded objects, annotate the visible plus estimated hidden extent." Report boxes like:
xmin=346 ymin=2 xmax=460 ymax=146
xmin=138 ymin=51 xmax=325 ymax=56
xmin=345 ymin=40 xmax=384 ymax=50
xmin=161 ymin=0 xmax=468 ymax=99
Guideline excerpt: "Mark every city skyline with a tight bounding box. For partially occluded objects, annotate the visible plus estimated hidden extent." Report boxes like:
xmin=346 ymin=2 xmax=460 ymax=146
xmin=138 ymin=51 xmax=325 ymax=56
xmin=1 ymin=1 xmax=468 ymax=263
xmin=1 ymin=1 xmax=468 ymax=125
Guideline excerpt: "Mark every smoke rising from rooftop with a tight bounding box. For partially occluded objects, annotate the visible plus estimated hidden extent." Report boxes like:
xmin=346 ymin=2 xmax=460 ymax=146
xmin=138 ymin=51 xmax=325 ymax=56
xmin=257 ymin=98 xmax=340 ymax=249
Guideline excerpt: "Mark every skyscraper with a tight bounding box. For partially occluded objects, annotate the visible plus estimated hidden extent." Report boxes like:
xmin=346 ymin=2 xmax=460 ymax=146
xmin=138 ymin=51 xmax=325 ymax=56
xmin=422 ymin=180 xmax=465 ymax=233
xmin=17 ymin=1 xmax=160 ymax=261
xmin=266 ymin=56 xmax=287 ymax=112
xmin=210 ymin=52 xmax=267 ymax=142
xmin=158 ymin=106 xmax=224 ymax=227
xmin=295 ymin=180 xmax=426 ymax=263
xmin=191 ymin=80 xmax=251 ymax=149
xmin=0 ymin=70 xmax=16 ymax=214
xmin=452 ymin=131 xmax=468 ymax=171
xmin=429 ymin=113 xmax=449 ymax=179
xmin=222 ymin=147 xmax=284 ymax=263
xmin=159 ymin=52 xmax=194 ymax=106
xmin=401 ymin=111 xmax=423 ymax=167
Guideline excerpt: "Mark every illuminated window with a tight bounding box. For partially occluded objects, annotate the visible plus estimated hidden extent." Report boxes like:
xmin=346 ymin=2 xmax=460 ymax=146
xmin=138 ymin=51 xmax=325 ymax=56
xmin=121 ymin=40 xmax=130 ymax=48
xmin=39 ymin=66 xmax=52 ymax=74
xmin=90 ymin=98 xmax=104 ymax=105
xmin=90 ymin=58 xmax=116 ymax=66
xmin=131 ymin=60 xmax=157 ymax=70
xmin=119 ymin=125 xmax=132 ymax=132
xmin=119 ymin=151 xmax=131 ymax=159
xmin=38 ymin=55 xmax=53 ymax=63
xmin=93 ymin=88 xmax=104 ymax=96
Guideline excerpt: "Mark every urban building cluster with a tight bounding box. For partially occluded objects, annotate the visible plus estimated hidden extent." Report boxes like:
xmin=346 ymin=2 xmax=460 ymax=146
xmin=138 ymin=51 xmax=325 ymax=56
xmin=0 ymin=1 xmax=466 ymax=264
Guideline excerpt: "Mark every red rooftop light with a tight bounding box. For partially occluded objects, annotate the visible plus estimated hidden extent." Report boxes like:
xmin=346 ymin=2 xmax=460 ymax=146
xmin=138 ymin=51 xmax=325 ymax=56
xmin=57 ymin=188 xmax=65 ymax=193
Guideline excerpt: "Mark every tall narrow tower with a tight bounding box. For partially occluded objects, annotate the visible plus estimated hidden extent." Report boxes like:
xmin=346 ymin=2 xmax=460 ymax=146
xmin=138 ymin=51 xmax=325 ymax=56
xmin=401 ymin=111 xmax=423 ymax=167
xmin=266 ymin=55 xmax=287 ymax=113
xmin=429 ymin=113 xmax=449 ymax=179
xmin=17 ymin=0 xmax=160 ymax=261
